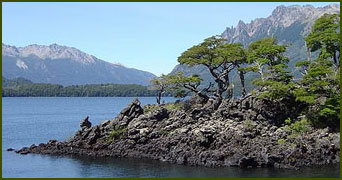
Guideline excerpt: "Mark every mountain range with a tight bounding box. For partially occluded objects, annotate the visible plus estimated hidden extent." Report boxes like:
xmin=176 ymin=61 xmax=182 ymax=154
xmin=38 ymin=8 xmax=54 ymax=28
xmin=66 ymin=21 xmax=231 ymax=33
xmin=2 ymin=43 xmax=156 ymax=86
xmin=3 ymin=4 xmax=340 ymax=87
xmin=171 ymin=3 xmax=340 ymax=91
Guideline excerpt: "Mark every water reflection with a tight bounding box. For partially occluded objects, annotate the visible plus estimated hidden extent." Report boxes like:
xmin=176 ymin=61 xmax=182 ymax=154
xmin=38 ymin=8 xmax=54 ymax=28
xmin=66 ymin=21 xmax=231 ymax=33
xmin=59 ymin=155 xmax=340 ymax=178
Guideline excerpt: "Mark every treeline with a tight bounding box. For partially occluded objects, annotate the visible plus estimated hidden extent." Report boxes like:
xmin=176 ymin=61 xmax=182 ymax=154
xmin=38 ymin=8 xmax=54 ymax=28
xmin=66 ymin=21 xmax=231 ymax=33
xmin=2 ymin=78 xmax=167 ymax=97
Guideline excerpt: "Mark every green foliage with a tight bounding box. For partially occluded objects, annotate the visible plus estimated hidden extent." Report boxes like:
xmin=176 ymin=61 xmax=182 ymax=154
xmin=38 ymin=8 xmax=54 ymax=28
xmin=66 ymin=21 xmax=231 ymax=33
xmin=243 ymin=119 xmax=255 ymax=131
xmin=178 ymin=36 xmax=226 ymax=67
xmin=163 ymin=102 xmax=183 ymax=111
xmin=305 ymin=13 xmax=340 ymax=65
xmin=143 ymin=104 xmax=159 ymax=114
xmin=285 ymin=118 xmax=309 ymax=135
xmin=294 ymin=55 xmax=339 ymax=130
xmin=246 ymin=37 xmax=293 ymax=101
xmin=2 ymin=81 xmax=163 ymax=97
xmin=178 ymin=36 xmax=248 ymax=99
xmin=149 ymin=74 xmax=174 ymax=104
xmin=143 ymin=102 xmax=183 ymax=114
xmin=277 ymin=138 xmax=286 ymax=145
xmin=167 ymin=71 xmax=204 ymax=98
xmin=293 ymin=14 xmax=340 ymax=130
xmin=284 ymin=118 xmax=292 ymax=125
xmin=107 ymin=128 xmax=127 ymax=142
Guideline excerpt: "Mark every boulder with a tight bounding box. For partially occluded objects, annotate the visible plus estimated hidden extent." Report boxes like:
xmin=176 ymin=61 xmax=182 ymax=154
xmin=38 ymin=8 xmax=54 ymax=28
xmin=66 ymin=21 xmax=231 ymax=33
xmin=80 ymin=116 xmax=91 ymax=130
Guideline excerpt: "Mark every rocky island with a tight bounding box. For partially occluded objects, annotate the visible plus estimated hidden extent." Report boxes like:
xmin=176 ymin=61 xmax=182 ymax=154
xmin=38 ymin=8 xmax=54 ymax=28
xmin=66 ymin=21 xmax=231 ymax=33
xmin=15 ymin=95 xmax=340 ymax=169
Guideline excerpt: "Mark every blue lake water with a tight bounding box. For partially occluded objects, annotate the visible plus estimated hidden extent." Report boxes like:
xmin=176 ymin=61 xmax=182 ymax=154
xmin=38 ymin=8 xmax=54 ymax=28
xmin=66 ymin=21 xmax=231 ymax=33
xmin=2 ymin=97 xmax=340 ymax=178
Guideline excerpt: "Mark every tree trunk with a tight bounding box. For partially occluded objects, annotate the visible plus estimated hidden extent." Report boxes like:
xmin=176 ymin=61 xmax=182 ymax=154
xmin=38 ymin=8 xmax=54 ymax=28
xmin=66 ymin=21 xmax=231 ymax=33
xmin=225 ymin=77 xmax=233 ymax=99
xmin=333 ymin=51 xmax=339 ymax=67
xmin=305 ymin=41 xmax=311 ymax=62
xmin=215 ymin=80 xmax=225 ymax=101
xmin=238 ymin=70 xmax=246 ymax=97
xmin=156 ymin=91 xmax=162 ymax=105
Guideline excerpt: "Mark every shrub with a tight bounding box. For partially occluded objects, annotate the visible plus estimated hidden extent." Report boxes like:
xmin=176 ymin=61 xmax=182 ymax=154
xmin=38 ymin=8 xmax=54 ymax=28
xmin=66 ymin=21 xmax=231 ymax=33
xmin=107 ymin=128 xmax=127 ymax=142
xmin=285 ymin=118 xmax=310 ymax=139
xmin=277 ymin=138 xmax=286 ymax=145
xmin=143 ymin=104 xmax=159 ymax=114
xmin=163 ymin=102 xmax=183 ymax=111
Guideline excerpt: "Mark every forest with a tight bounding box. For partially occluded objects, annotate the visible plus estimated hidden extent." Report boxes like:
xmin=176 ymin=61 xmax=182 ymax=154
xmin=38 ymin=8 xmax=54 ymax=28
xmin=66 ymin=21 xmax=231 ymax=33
xmin=2 ymin=77 xmax=165 ymax=97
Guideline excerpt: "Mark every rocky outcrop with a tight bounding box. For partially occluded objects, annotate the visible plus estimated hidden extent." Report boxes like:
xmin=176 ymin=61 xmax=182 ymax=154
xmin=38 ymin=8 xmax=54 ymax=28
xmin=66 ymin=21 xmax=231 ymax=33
xmin=14 ymin=96 xmax=340 ymax=169
xmin=214 ymin=95 xmax=305 ymax=126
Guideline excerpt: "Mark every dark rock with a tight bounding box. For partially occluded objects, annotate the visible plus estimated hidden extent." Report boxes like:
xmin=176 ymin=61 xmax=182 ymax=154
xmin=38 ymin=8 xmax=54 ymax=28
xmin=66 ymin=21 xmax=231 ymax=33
xmin=7 ymin=148 xmax=14 ymax=151
xmin=80 ymin=116 xmax=91 ymax=129
xmin=239 ymin=157 xmax=259 ymax=168
xmin=14 ymin=96 xmax=340 ymax=170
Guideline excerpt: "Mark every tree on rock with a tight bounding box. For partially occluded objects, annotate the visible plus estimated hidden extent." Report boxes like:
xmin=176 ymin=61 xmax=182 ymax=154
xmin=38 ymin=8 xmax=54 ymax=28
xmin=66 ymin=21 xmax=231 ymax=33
xmin=167 ymin=71 xmax=211 ymax=100
xmin=149 ymin=74 xmax=172 ymax=104
xmin=246 ymin=37 xmax=293 ymax=101
xmin=305 ymin=13 xmax=340 ymax=67
xmin=178 ymin=36 xmax=248 ymax=103
xmin=294 ymin=14 xmax=340 ymax=130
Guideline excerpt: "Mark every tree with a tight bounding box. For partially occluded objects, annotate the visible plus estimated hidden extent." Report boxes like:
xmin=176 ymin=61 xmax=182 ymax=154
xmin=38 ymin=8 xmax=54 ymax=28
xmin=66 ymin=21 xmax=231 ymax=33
xmin=246 ymin=37 xmax=294 ymax=101
xmin=178 ymin=36 xmax=248 ymax=103
xmin=294 ymin=58 xmax=340 ymax=129
xmin=167 ymin=71 xmax=211 ymax=100
xmin=294 ymin=14 xmax=340 ymax=130
xmin=305 ymin=13 xmax=340 ymax=67
xmin=149 ymin=74 xmax=171 ymax=104
xmin=218 ymin=43 xmax=248 ymax=97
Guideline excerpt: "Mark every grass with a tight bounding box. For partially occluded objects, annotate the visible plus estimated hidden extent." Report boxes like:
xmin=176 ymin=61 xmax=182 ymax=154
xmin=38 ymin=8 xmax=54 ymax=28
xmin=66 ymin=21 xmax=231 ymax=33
xmin=277 ymin=138 xmax=286 ymax=145
xmin=285 ymin=118 xmax=309 ymax=134
xmin=107 ymin=128 xmax=127 ymax=143
xmin=143 ymin=102 xmax=183 ymax=114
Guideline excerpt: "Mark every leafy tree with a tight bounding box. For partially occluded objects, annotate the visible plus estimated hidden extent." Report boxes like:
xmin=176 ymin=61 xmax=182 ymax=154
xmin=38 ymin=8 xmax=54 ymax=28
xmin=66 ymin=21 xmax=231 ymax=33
xmin=218 ymin=43 xmax=248 ymax=97
xmin=294 ymin=58 xmax=340 ymax=129
xmin=178 ymin=36 xmax=226 ymax=101
xmin=246 ymin=37 xmax=294 ymax=101
xmin=149 ymin=74 xmax=172 ymax=104
xmin=294 ymin=14 xmax=340 ymax=130
xmin=305 ymin=13 xmax=340 ymax=67
xmin=178 ymin=36 xmax=248 ymax=102
xmin=167 ymin=71 xmax=211 ymax=100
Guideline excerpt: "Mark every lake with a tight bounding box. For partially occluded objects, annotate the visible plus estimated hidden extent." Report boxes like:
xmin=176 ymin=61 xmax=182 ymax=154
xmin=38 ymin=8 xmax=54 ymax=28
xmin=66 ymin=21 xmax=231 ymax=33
xmin=2 ymin=97 xmax=340 ymax=178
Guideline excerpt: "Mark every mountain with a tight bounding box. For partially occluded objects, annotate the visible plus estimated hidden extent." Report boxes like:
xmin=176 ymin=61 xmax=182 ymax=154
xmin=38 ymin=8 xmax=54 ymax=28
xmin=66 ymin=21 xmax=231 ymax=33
xmin=170 ymin=4 xmax=340 ymax=93
xmin=2 ymin=43 xmax=156 ymax=86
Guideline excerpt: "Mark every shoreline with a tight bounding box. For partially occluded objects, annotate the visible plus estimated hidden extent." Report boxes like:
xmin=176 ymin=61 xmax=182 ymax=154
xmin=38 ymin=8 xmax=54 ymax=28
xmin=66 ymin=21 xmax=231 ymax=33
xmin=13 ymin=96 xmax=340 ymax=169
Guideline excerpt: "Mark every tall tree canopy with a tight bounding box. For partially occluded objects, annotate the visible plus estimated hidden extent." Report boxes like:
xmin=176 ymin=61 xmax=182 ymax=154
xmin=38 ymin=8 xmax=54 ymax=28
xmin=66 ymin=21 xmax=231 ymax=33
xmin=305 ymin=13 xmax=340 ymax=67
xmin=246 ymin=37 xmax=293 ymax=101
xmin=294 ymin=14 xmax=340 ymax=130
xmin=178 ymin=36 xmax=247 ymax=102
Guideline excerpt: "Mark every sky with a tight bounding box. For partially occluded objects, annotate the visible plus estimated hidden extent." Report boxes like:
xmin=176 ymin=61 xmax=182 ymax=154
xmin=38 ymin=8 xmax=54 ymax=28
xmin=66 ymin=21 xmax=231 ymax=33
xmin=2 ymin=2 xmax=336 ymax=76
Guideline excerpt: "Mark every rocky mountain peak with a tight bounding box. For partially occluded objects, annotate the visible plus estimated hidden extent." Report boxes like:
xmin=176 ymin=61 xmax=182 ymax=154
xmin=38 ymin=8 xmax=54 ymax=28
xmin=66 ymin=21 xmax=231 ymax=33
xmin=15 ymin=43 xmax=97 ymax=64
xmin=221 ymin=3 xmax=340 ymax=45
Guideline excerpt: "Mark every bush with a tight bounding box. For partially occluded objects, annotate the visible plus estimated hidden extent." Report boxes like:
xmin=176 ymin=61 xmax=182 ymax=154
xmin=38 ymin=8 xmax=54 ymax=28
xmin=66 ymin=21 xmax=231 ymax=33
xmin=143 ymin=104 xmax=159 ymax=114
xmin=107 ymin=128 xmax=127 ymax=142
xmin=277 ymin=138 xmax=286 ymax=145
xmin=162 ymin=102 xmax=183 ymax=111
xmin=285 ymin=118 xmax=310 ymax=139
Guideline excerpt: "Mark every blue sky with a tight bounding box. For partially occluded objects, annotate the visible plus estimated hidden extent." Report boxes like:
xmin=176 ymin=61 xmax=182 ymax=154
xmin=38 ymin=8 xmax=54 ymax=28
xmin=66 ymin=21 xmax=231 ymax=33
xmin=2 ymin=2 xmax=336 ymax=76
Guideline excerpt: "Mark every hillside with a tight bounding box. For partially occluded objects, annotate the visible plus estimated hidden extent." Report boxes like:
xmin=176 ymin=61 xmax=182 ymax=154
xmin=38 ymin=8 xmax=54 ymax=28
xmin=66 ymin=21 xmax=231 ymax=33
xmin=2 ymin=44 xmax=156 ymax=86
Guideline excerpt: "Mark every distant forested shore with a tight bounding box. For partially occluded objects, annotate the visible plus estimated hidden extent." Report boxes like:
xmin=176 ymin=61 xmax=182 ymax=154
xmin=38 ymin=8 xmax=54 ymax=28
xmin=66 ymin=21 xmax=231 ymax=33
xmin=2 ymin=77 xmax=169 ymax=97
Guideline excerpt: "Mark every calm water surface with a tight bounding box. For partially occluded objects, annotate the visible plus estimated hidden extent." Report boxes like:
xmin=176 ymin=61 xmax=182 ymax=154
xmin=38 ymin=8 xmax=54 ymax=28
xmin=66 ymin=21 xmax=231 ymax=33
xmin=2 ymin=97 xmax=340 ymax=178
